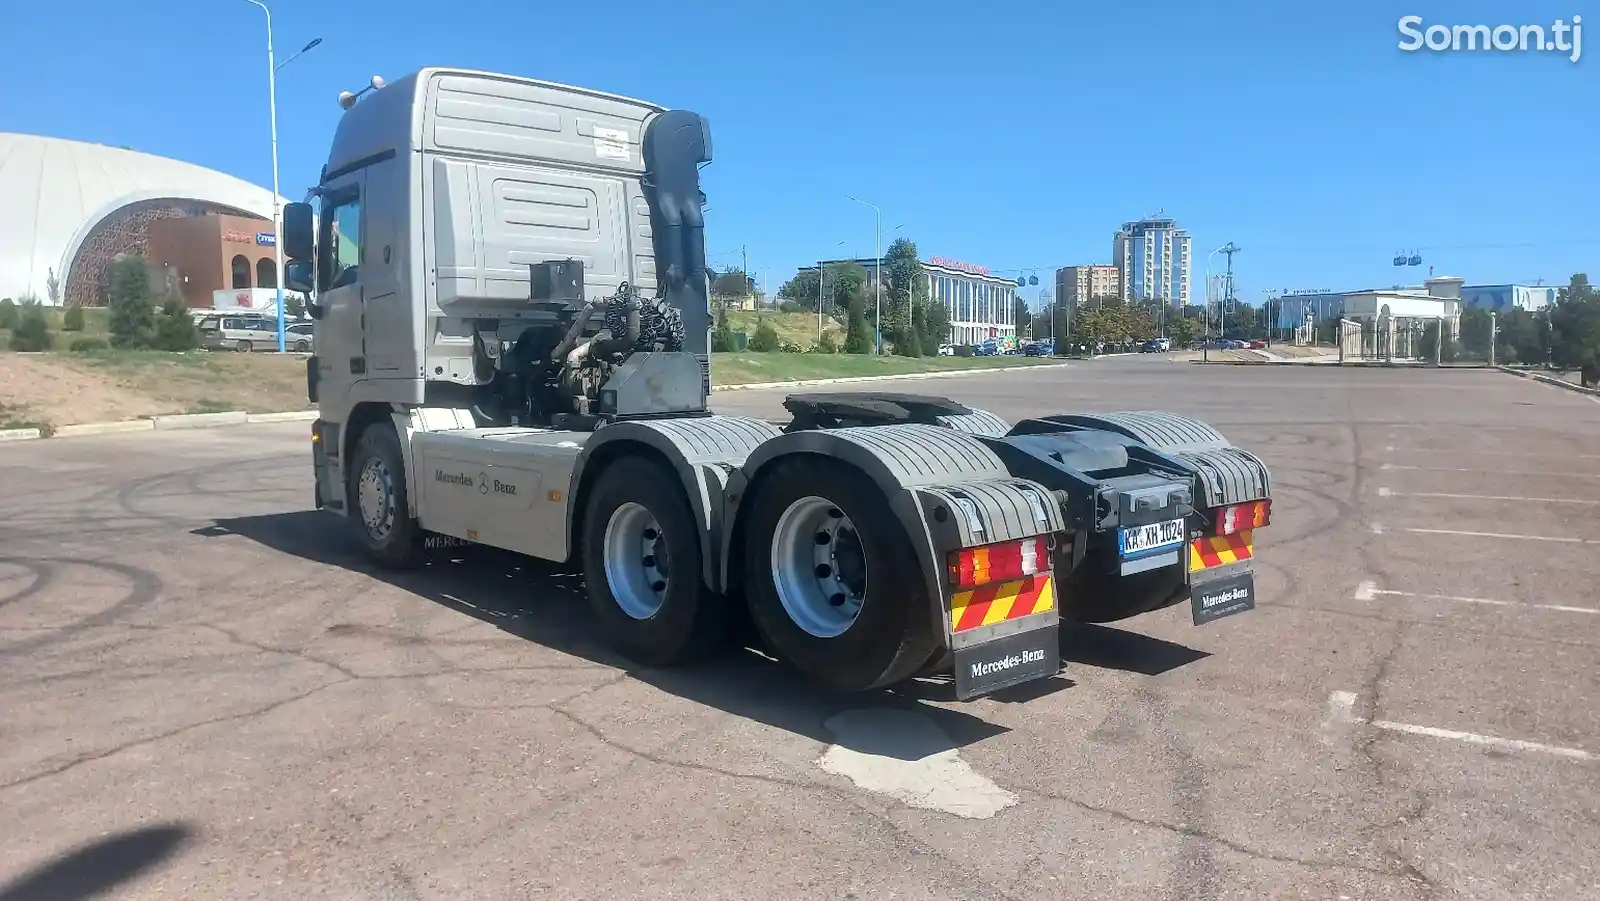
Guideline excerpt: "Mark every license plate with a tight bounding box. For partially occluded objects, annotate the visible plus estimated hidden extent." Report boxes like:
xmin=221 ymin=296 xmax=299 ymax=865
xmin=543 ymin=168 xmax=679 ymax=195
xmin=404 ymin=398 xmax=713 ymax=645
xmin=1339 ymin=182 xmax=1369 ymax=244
xmin=1119 ymin=518 xmax=1186 ymax=558
xmin=952 ymin=624 xmax=1060 ymax=700
xmin=1190 ymin=570 xmax=1256 ymax=624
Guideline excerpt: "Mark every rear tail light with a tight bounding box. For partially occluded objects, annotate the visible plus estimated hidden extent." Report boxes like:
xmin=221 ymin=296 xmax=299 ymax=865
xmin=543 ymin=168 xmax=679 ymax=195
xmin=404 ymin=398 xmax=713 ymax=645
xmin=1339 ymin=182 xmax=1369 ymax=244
xmin=1211 ymin=499 xmax=1271 ymax=536
xmin=947 ymin=536 xmax=1048 ymax=590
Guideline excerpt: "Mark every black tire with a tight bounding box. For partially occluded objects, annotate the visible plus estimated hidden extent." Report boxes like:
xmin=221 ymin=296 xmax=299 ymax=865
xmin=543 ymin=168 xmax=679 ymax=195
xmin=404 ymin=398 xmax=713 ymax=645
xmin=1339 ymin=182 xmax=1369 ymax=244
xmin=580 ymin=457 xmax=729 ymax=666
xmin=742 ymin=457 xmax=940 ymax=692
xmin=294 ymin=340 xmax=310 ymax=353
xmin=1057 ymin=550 xmax=1187 ymax=623
xmin=346 ymin=422 xmax=426 ymax=569
xmin=236 ymin=340 xmax=252 ymax=353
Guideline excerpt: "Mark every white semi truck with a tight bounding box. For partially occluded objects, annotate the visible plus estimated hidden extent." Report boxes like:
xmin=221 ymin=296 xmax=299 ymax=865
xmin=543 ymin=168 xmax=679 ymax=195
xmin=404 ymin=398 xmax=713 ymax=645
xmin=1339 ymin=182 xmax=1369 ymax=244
xmin=283 ymin=68 xmax=1273 ymax=699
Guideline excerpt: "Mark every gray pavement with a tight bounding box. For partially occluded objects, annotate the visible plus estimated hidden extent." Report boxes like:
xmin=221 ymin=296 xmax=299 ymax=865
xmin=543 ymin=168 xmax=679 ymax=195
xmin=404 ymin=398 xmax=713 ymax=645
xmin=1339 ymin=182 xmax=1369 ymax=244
xmin=2 ymin=358 xmax=1597 ymax=900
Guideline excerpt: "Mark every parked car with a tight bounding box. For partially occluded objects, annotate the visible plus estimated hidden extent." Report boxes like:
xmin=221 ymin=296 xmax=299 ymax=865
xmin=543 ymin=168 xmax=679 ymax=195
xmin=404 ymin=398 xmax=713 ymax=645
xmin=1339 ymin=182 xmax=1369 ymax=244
xmin=937 ymin=343 xmax=955 ymax=356
xmin=199 ymin=314 xmax=278 ymax=352
xmin=286 ymin=322 xmax=315 ymax=353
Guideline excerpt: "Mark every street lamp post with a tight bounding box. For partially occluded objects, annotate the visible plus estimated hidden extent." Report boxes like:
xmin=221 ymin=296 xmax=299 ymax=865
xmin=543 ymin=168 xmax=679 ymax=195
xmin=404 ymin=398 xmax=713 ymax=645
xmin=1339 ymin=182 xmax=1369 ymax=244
xmin=847 ymin=196 xmax=882 ymax=353
xmin=239 ymin=0 xmax=320 ymax=353
xmin=1203 ymin=244 xmax=1227 ymax=362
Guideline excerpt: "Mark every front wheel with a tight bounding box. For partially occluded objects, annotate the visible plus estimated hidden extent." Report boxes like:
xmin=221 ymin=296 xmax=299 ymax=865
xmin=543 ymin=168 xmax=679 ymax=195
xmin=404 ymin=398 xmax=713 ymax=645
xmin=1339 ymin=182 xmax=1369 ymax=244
xmin=236 ymin=340 xmax=253 ymax=353
xmin=580 ymin=457 xmax=730 ymax=665
xmin=743 ymin=457 xmax=939 ymax=692
xmin=347 ymin=422 xmax=425 ymax=569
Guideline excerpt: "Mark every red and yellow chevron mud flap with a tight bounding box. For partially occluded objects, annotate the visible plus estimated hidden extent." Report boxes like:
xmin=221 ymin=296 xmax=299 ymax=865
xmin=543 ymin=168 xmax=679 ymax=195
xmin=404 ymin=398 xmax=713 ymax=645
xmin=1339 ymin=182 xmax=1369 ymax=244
xmin=1186 ymin=530 xmax=1258 ymax=626
xmin=948 ymin=575 xmax=1062 ymax=700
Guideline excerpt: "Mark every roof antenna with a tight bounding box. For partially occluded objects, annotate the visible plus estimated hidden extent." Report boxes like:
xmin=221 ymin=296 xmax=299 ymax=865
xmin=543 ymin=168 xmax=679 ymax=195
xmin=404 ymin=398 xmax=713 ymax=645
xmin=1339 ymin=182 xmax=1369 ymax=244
xmin=338 ymin=75 xmax=387 ymax=111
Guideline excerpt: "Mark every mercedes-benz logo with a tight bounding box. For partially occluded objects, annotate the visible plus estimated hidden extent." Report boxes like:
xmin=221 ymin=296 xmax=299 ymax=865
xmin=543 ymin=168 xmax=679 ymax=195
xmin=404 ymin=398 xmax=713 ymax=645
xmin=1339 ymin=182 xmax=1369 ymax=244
xmin=477 ymin=472 xmax=490 ymax=495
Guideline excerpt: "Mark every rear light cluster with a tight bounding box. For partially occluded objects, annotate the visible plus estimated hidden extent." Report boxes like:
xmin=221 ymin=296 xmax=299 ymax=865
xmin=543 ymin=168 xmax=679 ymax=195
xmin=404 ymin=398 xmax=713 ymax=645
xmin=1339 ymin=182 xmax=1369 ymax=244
xmin=947 ymin=536 xmax=1048 ymax=590
xmin=1212 ymin=499 xmax=1271 ymax=536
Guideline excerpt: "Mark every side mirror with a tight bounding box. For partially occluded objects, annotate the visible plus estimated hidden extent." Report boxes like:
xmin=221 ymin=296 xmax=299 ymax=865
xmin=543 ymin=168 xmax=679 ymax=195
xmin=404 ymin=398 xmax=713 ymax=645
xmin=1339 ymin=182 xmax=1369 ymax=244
xmin=283 ymin=202 xmax=315 ymax=261
xmin=284 ymin=260 xmax=314 ymax=294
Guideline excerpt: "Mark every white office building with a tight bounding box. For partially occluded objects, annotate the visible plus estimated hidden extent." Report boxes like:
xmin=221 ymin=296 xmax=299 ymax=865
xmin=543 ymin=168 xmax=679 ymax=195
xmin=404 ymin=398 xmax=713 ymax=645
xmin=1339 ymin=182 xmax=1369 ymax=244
xmin=1113 ymin=218 xmax=1192 ymax=308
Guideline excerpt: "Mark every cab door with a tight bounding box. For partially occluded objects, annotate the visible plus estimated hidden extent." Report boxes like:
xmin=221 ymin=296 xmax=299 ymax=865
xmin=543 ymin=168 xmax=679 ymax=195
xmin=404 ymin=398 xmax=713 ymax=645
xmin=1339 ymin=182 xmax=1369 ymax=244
xmin=314 ymin=172 xmax=366 ymax=399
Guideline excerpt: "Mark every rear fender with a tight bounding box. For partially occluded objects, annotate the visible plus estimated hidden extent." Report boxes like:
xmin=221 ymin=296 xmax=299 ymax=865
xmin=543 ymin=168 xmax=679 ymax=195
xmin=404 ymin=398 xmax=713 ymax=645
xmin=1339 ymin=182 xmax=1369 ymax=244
xmin=569 ymin=416 xmax=782 ymax=588
xmin=727 ymin=425 xmax=1062 ymax=645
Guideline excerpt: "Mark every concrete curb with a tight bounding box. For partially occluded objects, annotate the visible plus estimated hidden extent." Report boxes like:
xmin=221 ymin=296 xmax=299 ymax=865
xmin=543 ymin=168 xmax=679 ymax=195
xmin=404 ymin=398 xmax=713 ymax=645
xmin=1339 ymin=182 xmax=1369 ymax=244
xmin=54 ymin=420 xmax=155 ymax=438
xmin=0 ymin=428 xmax=43 ymax=442
xmin=1496 ymin=365 xmax=1600 ymax=396
xmin=712 ymin=361 xmax=1073 ymax=392
xmin=246 ymin=410 xmax=319 ymax=424
xmin=152 ymin=411 xmax=250 ymax=430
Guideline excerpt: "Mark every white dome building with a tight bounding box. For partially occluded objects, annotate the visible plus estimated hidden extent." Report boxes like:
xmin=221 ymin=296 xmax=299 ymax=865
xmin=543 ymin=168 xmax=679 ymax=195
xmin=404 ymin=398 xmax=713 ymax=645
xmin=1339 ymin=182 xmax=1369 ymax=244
xmin=0 ymin=133 xmax=281 ymax=305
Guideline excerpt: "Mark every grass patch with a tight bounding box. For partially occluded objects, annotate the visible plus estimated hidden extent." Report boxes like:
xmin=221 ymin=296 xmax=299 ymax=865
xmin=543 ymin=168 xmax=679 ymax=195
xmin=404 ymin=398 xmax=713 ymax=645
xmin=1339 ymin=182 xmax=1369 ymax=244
xmin=710 ymin=352 xmax=1055 ymax=386
xmin=725 ymin=311 xmax=843 ymax=349
xmin=187 ymin=398 xmax=238 ymax=414
xmin=0 ymin=401 xmax=52 ymax=435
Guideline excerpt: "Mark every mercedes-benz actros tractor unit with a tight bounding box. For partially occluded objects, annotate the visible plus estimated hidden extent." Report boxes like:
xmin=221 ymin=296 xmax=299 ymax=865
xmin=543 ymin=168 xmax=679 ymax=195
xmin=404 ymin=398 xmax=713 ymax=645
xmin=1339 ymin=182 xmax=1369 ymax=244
xmin=284 ymin=68 xmax=1273 ymax=700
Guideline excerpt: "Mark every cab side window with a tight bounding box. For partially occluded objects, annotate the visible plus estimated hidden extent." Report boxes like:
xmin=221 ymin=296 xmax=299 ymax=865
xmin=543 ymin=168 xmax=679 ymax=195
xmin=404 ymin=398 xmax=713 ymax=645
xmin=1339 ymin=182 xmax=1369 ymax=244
xmin=319 ymin=193 xmax=363 ymax=291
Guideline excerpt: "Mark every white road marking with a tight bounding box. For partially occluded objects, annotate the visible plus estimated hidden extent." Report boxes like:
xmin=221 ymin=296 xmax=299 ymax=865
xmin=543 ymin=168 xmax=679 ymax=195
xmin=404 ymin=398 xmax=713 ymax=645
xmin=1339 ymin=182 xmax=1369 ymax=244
xmin=1382 ymin=463 xmax=1600 ymax=479
xmin=1369 ymin=522 xmax=1384 ymax=535
xmin=1352 ymin=584 xmax=1599 ymax=615
xmin=1323 ymin=692 xmax=1596 ymax=761
xmin=1378 ymin=487 xmax=1600 ymax=505
xmin=1402 ymin=527 xmax=1599 ymax=545
xmin=817 ymin=709 xmax=1017 ymax=819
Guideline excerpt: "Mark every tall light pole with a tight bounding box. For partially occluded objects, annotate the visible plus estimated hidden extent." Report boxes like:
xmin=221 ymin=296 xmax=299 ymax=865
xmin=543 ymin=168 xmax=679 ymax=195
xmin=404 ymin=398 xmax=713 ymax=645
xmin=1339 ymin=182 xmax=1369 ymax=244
xmin=1203 ymin=243 xmax=1234 ymax=362
xmin=239 ymin=0 xmax=320 ymax=352
xmin=847 ymin=196 xmax=882 ymax=353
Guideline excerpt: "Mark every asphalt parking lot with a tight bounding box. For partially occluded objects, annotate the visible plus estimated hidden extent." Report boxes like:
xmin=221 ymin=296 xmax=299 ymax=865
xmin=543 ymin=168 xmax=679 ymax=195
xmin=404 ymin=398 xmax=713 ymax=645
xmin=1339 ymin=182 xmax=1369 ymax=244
xmin=2 ymin=358 xmax=1596 ymax=901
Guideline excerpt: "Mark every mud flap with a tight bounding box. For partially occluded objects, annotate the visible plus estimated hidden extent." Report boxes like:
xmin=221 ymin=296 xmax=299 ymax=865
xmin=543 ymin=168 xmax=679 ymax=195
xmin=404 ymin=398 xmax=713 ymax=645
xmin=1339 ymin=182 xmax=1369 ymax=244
xmin=953 ymin=623 xmax=1060 ymax=699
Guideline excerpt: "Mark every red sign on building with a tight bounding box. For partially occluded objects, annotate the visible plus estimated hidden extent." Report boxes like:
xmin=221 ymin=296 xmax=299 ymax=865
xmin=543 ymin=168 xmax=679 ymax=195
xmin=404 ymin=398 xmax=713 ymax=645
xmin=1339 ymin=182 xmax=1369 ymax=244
xmin=929 ymin=256 xmax=991 ymax=276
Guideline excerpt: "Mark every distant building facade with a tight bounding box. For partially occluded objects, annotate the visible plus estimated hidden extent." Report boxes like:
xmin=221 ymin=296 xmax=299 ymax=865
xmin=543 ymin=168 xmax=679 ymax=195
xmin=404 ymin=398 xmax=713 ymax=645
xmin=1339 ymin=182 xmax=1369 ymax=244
xmin=1113 ymin=218 xmax=1191 ymax=307
xmin=808 ymin=255 xmax=1018 ymax=345
xmin=1054 ymin=265 xmax=1120 ymax=309
xmin=146 ymin=214 xmax=279 ymax=308
xmin=1458 ymin=284 xmax=1555 ymax=313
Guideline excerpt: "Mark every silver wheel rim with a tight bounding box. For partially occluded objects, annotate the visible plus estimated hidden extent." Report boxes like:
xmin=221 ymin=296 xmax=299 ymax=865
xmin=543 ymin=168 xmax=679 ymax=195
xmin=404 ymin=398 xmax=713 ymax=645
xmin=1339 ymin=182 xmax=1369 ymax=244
xmin=357 ymin=457 xmax=395 ymax=541
xmin=603 ymin=502 xmax=669 ymax=620
xmin=771 ymin=496 xmax=866 ymax=638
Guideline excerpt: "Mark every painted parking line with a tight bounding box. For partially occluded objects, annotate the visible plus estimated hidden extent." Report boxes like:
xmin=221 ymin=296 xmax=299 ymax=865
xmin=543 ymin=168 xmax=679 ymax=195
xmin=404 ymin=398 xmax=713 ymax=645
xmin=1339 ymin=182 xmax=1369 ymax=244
xmin=1376 ymin=486 xmax=1600 ymax=505
xmin=1324 ymin=691 xmax=1596 ymax=762
xmin=1401 ymin=526 xmax=1600 ymax=545
xmin=1353 ymin=581 xmax=1599 ymax=616
xmin=1380 ymin=463 xmax=1600 ymax=479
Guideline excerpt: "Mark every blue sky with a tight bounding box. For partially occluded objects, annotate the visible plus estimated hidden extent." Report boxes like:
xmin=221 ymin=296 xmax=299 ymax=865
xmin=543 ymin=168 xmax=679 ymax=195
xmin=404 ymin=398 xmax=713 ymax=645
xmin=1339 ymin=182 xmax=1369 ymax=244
xmin=3 ymin=1 xmax=1594 ymax=307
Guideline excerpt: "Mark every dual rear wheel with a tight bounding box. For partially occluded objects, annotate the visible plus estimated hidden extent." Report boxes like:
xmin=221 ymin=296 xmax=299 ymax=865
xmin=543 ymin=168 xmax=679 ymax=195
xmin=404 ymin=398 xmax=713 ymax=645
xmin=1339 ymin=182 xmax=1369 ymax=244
xmin=581 ymin=455 xmax=937 ymax=692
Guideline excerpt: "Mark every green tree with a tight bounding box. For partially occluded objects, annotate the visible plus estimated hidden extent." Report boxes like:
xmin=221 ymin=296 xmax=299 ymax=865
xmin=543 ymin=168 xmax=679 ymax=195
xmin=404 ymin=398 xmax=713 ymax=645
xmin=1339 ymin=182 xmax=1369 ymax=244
xmin=0 ymin=298 xmax=17 ymax=330
xmin=916 ymin=296 xmax=948 ymax=355
xmin=1167 ymin=314 xmax=1199 ymax=349
xmin=1550 ymin=273 xmax=1600 ymax=382
xmin=747 ymin=318 xmax=780 ymax=352
xmin=1458 ymin=307 xmax=1492 ymax=358
xmin=62 ymin=305 xmax=86 ymax=332
xmin=7 ymin=303 xmax=53 ymax=351
xmin=711 ymin=267 xmax=754 ymax=301
xmin=777 ymin=269 xmax=822 ymax=309
xmin=816 ymin=331 xmax=840 ymax=354
xmin=1014 ymin=297 xmax=1032 ymax=336
xmin=1496 ymin=309 xmax=1544 ymax=365
xmin=286 ymin=294 xmax=306 ymax=320
xmin=107 ymin=257 xmax=156 ymax=348
xmin=151 ymin=299 xmax=200 ymax=351
xmin=711 ymin=306 xmax=735 ymax=352
xmin=843 ymin=296 xmax=873 ymax=354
